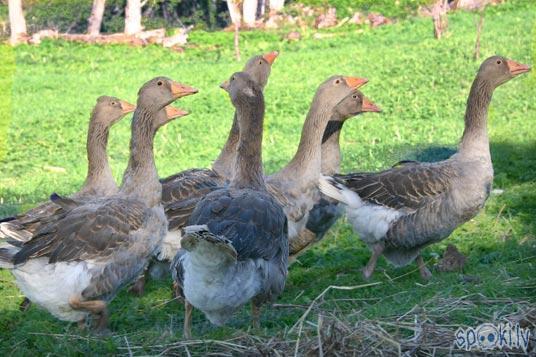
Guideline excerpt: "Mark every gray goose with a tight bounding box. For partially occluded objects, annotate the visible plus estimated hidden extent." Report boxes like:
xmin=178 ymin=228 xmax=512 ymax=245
xmin=319 ymin=56 xmax=530 ymax=279
xmin=156 ymin=52 xmax=279 ymax=263
xmin=290 ymin=90 xmax=381 ymax=258
xmin=171 ymin=72 xmax=287 ymax=338
xmin=0 ymin=96 xmax=135 ymax=242
xmin=265 ymin=76 xmax=368 ymax=247
xmin=0 ymin=77 xmax=197 ymax=330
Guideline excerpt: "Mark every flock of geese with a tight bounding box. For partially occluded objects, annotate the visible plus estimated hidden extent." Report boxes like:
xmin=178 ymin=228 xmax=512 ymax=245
xmin=0 ymin=52 xmax=530 ymax=337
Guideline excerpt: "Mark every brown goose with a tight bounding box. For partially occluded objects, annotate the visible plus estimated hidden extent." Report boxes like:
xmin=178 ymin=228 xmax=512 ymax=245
xmin=265 ymin=75 xmax=368 ymax=245
xmin=290 ymin=91 xmax=381 ymax=258
xmin=171 ymin=72 xmax=287 ymax=338
xmin=0 ymin=96 xmax=135 ymax=242
xmin=0 ymin=77 xmax=197 ymax=330
xmin=319 ymin=56 xmax=530 ymax=279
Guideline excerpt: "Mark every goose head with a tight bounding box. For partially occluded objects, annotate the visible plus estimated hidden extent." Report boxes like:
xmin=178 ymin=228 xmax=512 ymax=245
xmin=92 ymin=96 xmax=135 ymax=126
xmin=220 ymin=72 xmax=262 ymax=105
xmin=313 ymin=75 xmax=369 ymax=109
xmin=243 ymin=51 xmax=279 ymax=89
xmin=137 ymin=76 xmax=198 ymax=110
xmin=334 ymin=90 xmax=381 ymax=121
xmin=477 ymin=56 xmax=530 ymax=88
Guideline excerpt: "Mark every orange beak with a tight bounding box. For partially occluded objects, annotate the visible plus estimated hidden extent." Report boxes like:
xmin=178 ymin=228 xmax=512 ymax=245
xmin=165 ymin=106 xmax=189 ymax=119
xmin=171 ymin=81 xmax=199 ymax=98
xmin=262 ymin=51 xmax=279 ymax=65
xmin=506 ymin=59 xmax=531 ymax=76
xmin=361 ymin=96 xmax=381 ymax=113
xmin=220 ymin=80 xmax=230 ymax=91
xmin=344 ymin=76 xmax=368 ymax=89
xmin=119 ymin=100 xmax=136 ymax=114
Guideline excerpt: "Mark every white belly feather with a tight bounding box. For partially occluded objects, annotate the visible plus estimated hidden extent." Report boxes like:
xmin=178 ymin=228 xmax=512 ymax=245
xmin=155 ymin=229 xmax=182 ymax=261
xmin=12 ymin=258 xmax=98 ymax=321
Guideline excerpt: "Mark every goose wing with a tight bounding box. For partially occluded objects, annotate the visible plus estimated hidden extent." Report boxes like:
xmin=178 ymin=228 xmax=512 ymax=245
xmin=162 ymin=168 xmax=227 ymax=230
xmin=13 ymin=198 xmax=148 ymax=265
xmin=335 ymin=161 xmax=456 ymax=211
xmin=188 ymin=189 xmax=288 ymax=261
xmin=161 ymin=168 xmax=226 ymax=204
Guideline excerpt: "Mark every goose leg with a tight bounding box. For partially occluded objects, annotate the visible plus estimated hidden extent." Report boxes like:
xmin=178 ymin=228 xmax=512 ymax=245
xmin=289 ymin=229 xmax=316 ymax=261
xmin=363 ymin=242 xmax=384 ymax=280
xmin=184 ymin=300 xmax=193 ymax=339
xmin=251 ymin=301 xmax=261 ymax=329
xmin=416 ymin=255 xmax=432 ymax=280
xmin=19 ymin=297 xmax=31 ymax=312
xmin=69 ymin=296 xmax=109 ymax=332
xmin=77 ymin=318 xmax=87 ymax=331
xmin=128 ymin=272 xmax=146 ymax=296
xmin=172 ymin=281 xmax=183 ymax=301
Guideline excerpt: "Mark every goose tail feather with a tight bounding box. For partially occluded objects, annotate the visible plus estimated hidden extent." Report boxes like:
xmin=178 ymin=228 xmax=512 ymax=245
xmin=318 ymin=175 xmax=363 ymax=209
xmin=181 ymin=225 xmax=237 ymax=264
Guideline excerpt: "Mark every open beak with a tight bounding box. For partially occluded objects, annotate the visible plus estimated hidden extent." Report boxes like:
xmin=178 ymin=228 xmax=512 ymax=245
xmin=362 ymin=96 xmax=381 ymax=113
xmin=263 ymin=51 xmax=279 ymax=65
xmin=220 ymin=80 xmax=230 ymax=92
xmin=119 ymin=100 xmax=136 ymax=114
xmin=506 ymin=59 xmax=531 ymax=76
xmin=171 ymin=81 xmax=199 ymax=98
xmin=344 ymin=76 xmax=368 ymax=89
xmin=165 ymin=106 xmax=189 ymax=119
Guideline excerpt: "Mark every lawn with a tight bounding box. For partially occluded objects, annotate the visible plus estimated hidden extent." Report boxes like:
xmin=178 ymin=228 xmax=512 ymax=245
xmin=0 ymin=0 xmax=535 ymax=354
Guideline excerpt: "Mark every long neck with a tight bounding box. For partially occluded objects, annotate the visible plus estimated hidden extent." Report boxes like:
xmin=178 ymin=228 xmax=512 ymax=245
xmin=230 ymin=97 xmax=265 ymax=190
xmin=212 ymin=112 xmax=239 ymax=179
xmin=320 ymin=117 xmax=345 ymax=175
xmin=119 ymin=108 xmax=162 ymax=207
xmin=458 ymin=75 xmax=494 ymax=159
xmin=277 ymin=97 xmax=332 ymax=181
xmin=79 ymin=119 xmax=117 ymax=196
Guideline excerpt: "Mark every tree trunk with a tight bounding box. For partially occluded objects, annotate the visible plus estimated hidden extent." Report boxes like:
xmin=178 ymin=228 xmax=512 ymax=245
xmin=257 ymin=0 xmax=265 ymax=19
xmin=226 ymin=0 xmax=242 ymax=26
xmin=243 ymin=0 xmax=258 ymax=27
xmin=269 ymin=0 xmax=285 ymax=12
xmin=8 ymin=0 xmax=28 ymax=45
xmin=87 ymin=0 xmax=106 ymax=36
xmin=125 ymin=0 xmax=143 ymax=35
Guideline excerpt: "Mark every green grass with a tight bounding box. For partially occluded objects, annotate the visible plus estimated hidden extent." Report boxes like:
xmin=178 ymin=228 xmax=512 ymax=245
xmin=1 ymin=1 xmax=535 ymax=354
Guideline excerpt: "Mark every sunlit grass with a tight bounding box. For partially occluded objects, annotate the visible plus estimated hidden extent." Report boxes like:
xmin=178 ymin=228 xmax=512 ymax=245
xmin=0 ymin=1 xmax=534 ymax=354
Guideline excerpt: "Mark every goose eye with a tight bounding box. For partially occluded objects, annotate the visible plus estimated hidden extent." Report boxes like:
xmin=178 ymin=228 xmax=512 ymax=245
xmin=352 ymin=95 xmax=357 ymax=99
xmin=111 ymin=101 xmax=116 ymax=105
xmin=259 ymin=60 xmax=262 ymax=65
xmin=496 ymin=60 xmax=502 ymax=65
xmin=335 ymin=79 xmax=341 ymax=84
xmin=157 ymin=81 xmax=163 ymax=86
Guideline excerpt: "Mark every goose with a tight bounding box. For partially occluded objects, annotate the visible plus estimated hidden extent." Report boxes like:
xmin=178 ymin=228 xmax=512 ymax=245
xmin=160 ymin=52 xmax=278 ymax=259
xmin=0 ymin=96 xmax=135 ymax=242
xmin=319 ymin=56 xmax=530 ymax=279
xmin=171 ymin=71 xmax=288 ymax=338
xmin=290 ymin=90 xmax=381 ymax=258
xmin=265 ymin=75 xmax=367 ymax=248
xmin=0 ymin=96 xmax=135 ymax=311
xmin=129 ymin=52 xmax=279 ymax=295
xmin=0 ymin=77 xmax=197 ymax=330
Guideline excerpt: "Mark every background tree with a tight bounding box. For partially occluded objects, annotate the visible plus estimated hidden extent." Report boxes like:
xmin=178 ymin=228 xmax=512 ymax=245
xmin=87 ymin=0 xmax=106 ymax=36
xmin=243 ymin=0 xmax=257 ymax=27
xmin=226 ymin=0 xmax=242 ymax=26
xmin=269 ymin=0 xmax=284 ymax=12
xmin=125 ymin=0 xmax=143 ymax=35
xmin=8 ymin=0 xmax=28 ymax=45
